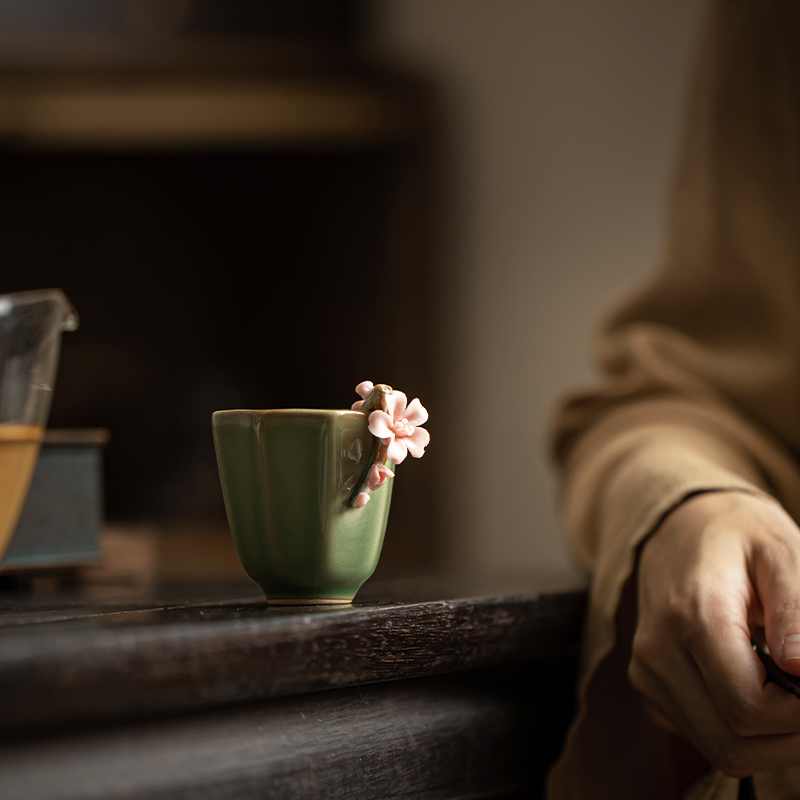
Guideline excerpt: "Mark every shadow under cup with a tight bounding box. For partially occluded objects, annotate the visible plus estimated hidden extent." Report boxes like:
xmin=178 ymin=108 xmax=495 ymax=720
xmin=212 ymin=409 xmax=393 ymax=604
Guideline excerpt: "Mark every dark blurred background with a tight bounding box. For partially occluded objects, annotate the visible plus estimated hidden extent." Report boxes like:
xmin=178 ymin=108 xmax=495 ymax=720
xmin=0 ymin=0 xmax=439 ymax=577
xmin=0 ymin=0 xmax=704 ymax=581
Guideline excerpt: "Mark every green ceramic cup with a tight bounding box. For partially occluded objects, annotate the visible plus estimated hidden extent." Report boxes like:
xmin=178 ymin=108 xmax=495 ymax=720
xmin=212 ymin=409 xmax=393 ymax=604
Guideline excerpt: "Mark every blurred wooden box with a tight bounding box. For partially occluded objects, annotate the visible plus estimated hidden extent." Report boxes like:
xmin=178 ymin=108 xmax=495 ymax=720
xmin=1 ymin=429 xmax=108 ymax=572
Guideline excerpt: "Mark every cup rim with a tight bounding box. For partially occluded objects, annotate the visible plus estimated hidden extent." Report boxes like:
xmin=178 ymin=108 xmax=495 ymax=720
xmin=0 ymin=288 xmax=79 ymax=331
xmin=212 ymin=408 xmax=365 ymax=419
xmin=0 ymin=288 xmax=67 ymax=304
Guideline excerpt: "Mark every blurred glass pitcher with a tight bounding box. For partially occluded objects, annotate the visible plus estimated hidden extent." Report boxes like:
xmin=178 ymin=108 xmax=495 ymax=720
xmin=0 ymin=289 xmax=78 ymax=560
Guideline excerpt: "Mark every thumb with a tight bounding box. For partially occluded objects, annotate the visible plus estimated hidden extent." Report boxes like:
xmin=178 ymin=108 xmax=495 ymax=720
xmin=758 ymin=548 xmax=800 ymax=677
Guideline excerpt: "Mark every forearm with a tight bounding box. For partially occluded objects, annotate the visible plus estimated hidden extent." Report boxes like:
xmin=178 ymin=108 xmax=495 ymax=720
xmin=559 ymin=395 xmax=787 ymax=572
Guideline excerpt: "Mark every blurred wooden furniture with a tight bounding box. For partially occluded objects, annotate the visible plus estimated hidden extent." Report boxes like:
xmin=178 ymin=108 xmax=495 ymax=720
xmin=0 ymin=574 xmax=585 ymax=799
xmin=0 ymin=74 xmax=415 ymax=147
xmin=0 ymin=0 xmax=442 ymax=574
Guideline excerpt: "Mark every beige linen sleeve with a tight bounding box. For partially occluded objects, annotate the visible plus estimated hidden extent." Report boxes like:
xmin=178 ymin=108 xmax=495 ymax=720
xmin=548 ymin=1 xmax=800 ymax=798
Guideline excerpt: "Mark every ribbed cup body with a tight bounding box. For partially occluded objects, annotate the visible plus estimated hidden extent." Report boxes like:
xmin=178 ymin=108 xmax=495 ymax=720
xmin=212 ymin=409 xmax=393 ymax=602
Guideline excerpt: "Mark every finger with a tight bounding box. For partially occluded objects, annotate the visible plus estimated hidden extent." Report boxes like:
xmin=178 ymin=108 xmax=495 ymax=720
xmin=729 ymin=731 xmax=800 ymax=778
xmin=677 ymin=591 xmax=800 ymax=736
xmin=633 ymin=646 xmax=800 ymax=777
xmin=629 ymin=653 xmax=685 ymax=736
xmin=753 ymin=533 xmax=800 ymax=676
xmin=630 ymin=647 xmax=728 ymax=760
xmin=642 ymin=699 xmax=680 ymax=735
xmin=630 ymin=616 xmax=723 ymax=740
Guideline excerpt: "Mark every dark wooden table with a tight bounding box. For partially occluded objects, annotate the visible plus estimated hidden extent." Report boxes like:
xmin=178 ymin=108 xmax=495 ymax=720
xmin=0 ymin=572 xmax=587 ymax=800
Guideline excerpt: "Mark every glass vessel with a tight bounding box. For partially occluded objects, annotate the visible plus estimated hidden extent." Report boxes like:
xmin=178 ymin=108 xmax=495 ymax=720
xmin=0 ymin=289 xmax=78 ymax=560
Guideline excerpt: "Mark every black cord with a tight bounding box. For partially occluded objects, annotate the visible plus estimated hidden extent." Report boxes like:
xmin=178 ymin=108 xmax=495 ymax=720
xmin=738 ymin=776 xmax=757 ymax=800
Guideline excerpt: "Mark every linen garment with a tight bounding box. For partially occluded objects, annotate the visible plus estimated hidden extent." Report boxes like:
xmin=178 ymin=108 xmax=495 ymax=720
xmin=548 ymin=1 xmax=800 ymax=798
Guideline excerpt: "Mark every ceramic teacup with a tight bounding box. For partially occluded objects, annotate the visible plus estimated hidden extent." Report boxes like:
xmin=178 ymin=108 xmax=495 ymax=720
xmin=212 ymin=408 xmax=393 ymax=604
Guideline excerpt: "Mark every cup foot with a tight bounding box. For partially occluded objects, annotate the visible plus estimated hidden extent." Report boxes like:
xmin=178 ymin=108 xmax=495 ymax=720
xmin=266 ymin=597 xmax=353 ymax=606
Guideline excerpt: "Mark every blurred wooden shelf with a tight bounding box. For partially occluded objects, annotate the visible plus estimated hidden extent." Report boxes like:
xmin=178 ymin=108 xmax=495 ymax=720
xmin=0 ymin=74 xmax=416 ymax=148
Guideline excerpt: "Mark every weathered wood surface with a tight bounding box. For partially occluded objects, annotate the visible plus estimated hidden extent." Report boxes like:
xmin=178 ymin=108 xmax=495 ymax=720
xmin=0 ymin=665 xmax=574 ymax=800
xmin=0 ymin=575 xmax=587 ymax=738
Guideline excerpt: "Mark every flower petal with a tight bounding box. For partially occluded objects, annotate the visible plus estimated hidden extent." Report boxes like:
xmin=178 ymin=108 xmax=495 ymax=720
xmin=368 ymin=410 xmax=394 ymax=439
xmin=404 ymin=426 xmax=430 ymax=458
xmin=367 ymin=463 xmax=395 ymax=490
xmin=367 ymin=466 xmax=382 ymax=491
xmin=403 ymin=398 xmax=428 ymax=426
xmin=386 ymin=437 xmax=408 ymax=464
xmin=385 ymin=390 xmax=407 ymax=423
xmin=353 ymin=492 xmax=370 ymax=508
xmin=355 ymin=381 xmax=374 ymax=398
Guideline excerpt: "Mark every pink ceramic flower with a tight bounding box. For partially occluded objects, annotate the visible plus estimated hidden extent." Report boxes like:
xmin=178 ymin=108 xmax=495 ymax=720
xmin=367 ymin=391 xmax=429 ymax=465
xmin=351 ymin=380 xmax=374 ymax=410
xmin=352 ymin=464 xmax=393 ymax=508
xmin=353 ymin=491 xmax=371 ymax=508
xmin=348 ymin=381 xmax=428 ymax=509
xmin=367 ymin=463 xmax=395 ymax=490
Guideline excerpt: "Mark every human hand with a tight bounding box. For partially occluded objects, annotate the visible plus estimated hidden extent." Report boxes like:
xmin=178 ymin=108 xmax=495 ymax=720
xmin=630 ymin=491 xmax=800 ymax=777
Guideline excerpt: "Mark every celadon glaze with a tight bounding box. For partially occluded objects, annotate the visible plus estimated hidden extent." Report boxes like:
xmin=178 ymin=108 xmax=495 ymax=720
xmin=212 ymin=409 xmax=393 ymax=603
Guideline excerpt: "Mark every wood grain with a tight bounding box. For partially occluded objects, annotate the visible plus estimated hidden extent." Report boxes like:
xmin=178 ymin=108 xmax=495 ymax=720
xmin=0 ymin=578 xmax=586 ymax=737
xmin=0 ymin=667 xmax=573 ymax=800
